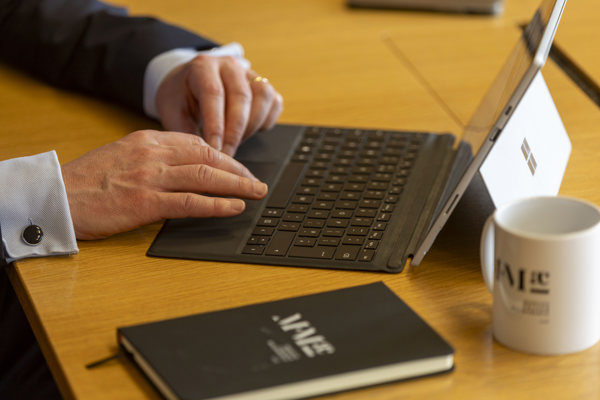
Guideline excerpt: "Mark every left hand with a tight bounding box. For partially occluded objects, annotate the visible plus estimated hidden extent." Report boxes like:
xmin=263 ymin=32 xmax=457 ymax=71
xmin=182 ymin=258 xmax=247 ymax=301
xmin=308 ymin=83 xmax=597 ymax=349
xmin=155 ymin=54 xmax=283 ymax=156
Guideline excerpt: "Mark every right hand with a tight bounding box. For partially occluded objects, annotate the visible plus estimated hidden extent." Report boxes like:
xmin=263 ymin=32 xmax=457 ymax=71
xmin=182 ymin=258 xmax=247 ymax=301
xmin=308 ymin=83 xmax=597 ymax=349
xmin=61 ymin=130 xmax=268 ymax=240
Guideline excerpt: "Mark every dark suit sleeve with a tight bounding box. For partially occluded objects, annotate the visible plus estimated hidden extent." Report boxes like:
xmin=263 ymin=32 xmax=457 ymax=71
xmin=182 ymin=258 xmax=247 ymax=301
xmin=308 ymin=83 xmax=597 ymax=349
xmin=0 ymin=0 xmax=218 ymax=112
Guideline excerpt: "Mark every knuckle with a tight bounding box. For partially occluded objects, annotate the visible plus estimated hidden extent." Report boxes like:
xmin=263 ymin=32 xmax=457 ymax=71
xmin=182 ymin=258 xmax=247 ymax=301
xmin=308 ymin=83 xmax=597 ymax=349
xmin=179 ymin=193 xmax=198 ymax=215
xmin=188 ymin=133 xmax=207 ymax=147
xmin=189 ymin=54 xmax=212 ymax=66
xmin=178 ymin=193 xmax=220 ymax=217
xmin=195 ymin=163 xmax=215 ymax=184
xmin=235 ymin=175 xmax=250 ymax=193
xmin=128 ymin=129 xmax=154 ymax=142
xmin=202 ymin=80 xmax=225 ymax=97
xmin=219 ymin=55 xmax=239 ymax=66
xmin=232 ymin=84 xmax=252 ymax=102
xmin=198 ymin=144 xmax=221 ymax=166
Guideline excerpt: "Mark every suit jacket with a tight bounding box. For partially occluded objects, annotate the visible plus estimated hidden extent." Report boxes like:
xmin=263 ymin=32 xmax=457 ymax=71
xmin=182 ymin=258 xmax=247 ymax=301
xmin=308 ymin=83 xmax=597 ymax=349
xmin=0 ymin=0 xmax=220 ymax=265
xmin=0 ymin=0 xmax=217 ymax=112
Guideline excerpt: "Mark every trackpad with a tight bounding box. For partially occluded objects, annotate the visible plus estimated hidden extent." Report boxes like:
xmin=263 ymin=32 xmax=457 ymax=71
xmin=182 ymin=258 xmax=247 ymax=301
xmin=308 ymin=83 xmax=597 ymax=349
xmin=242 ymin=161 xmax=280 ymax=185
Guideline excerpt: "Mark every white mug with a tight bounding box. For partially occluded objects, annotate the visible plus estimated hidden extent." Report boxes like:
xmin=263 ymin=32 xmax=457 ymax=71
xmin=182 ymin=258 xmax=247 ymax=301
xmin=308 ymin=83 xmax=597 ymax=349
xmin=480 ymin=196 xmax=600 ymax=355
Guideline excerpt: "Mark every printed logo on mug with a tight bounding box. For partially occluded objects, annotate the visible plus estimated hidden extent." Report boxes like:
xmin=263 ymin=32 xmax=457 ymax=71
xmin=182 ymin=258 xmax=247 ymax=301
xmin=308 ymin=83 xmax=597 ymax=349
xmin=480 ymin=196 xmax=600 ymax=355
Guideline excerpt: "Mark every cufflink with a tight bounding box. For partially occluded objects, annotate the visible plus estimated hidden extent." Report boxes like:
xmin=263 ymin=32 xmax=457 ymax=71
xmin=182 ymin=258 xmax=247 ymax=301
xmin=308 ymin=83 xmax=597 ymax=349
xmin=22 ymin=224 xmax=43 ymax=246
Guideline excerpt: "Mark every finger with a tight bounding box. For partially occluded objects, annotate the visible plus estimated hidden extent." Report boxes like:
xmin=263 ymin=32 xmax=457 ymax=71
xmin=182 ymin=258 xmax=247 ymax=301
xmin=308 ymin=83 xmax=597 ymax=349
xmin=156 ymin=64 xmax=202 ymax=135
xmin=189 ymin=56 xmax=226 ymax=151
xmin=243 ymin=76 xmax=276 ymax=139
xmin=259 ymin=91 xmax=284 ymax=133
xmin=159 ymin=164 xmax=268 ymax=199
xmin=149 ymin=131 xmax=260 ymax=181
xmin=220 ymin=59 xmax=252 ymax=156
xmin=158 ymin=192 xmax=247 ymax=219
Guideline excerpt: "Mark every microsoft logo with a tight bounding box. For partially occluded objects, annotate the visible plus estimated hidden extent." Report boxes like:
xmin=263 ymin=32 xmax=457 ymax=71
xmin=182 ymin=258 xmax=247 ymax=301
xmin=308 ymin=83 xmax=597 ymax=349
xmin=521 ymin=138 xmax=537 ymax=176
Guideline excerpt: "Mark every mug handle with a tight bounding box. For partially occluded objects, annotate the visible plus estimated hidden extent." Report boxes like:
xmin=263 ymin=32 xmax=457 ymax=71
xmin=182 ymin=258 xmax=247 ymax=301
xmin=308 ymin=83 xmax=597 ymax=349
xmin=480 ymin=215 xmax=496 ymax=292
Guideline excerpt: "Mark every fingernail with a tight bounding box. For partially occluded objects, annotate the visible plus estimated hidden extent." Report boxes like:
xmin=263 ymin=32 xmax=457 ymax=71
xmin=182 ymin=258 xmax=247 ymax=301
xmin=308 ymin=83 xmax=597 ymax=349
xmin=230 ymin=199 xmax=246 ymax=213
xmin=254 ymin=181 xmax=268 ymax=197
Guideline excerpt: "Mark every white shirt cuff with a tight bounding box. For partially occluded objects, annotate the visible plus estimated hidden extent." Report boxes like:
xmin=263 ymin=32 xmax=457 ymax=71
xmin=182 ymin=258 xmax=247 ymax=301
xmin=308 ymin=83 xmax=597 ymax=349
xmin=0 ymin=151 xmax=78 ymax=262
xmin=143 ymin=42 xmax=251 ymax=120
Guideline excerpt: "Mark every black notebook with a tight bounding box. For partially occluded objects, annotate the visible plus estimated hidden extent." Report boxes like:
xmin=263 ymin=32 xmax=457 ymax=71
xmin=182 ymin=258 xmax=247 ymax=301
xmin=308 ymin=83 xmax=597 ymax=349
xmin=118 ymin=282 xmax=454 ymax=400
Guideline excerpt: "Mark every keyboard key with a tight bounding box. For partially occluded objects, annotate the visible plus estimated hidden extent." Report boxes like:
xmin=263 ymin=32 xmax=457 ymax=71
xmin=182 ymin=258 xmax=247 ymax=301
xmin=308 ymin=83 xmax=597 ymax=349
xmin=377 ymin=213 xmax=391 ymax=222
xmin=301 ymin=178 xmax=321 ymax=186
xmin=358 ymin=249 xmax=375 ymax=262
xmin=313 ymin=201 xmax=334 ymax=210
xmin=335 ymin=200 xmax=357 ymax=209
xmin=316 ymin=192 xmax=337 ymax=201
xmin=334 ymin=245 xmax=361 ymax=261
xmin=288 ymin=246 xmax=335 ymax=259
xmin=279 ymin=222 xmax=300 ymax=231
xmin=367 ymin=182 xmax=388 ymax=191
xmin=365 ymin=240 xmax=379 ymax=249
xmin=347 ymin=227 xmax=368 ymax=236
xmin=297 ymin=186 xmax=317 ymax=195
xmin=343 ymin=183 xmax=365 ymax=192
xmin=263 ymin=209 xmax=283 ymax=217
xmin=363 ymin=190 xmax=385 ymax=199
xmin=294 ymin=237 xmax=316 ymax=247
xmin=283 ymin=213 xmax=304 ymax=222
xmin=307 ymin=209 xmax=329 ymax=219
xmin=323 ymin=228 xmax=344 ymax=237
xmin=355 ymin=209 xmax=376 ymax=218
xmin=304 ymin=219 xmax=325 ymax=228
xmin=327 ymin=219 xmax=349 ymax=228
xmin=265 ymin=231 xmax=295 ymax=256
xmin=322 ymin=183 xmax=342 ymax=192
xmin=242 ymin=245 xmax=265 ymax=255
xmin=339 ymin=191 xmax=360 ymax=200
xmin=299 ymin=228 xmax=320 ymax=237
xmin=331 ymin=209 xmax=352 ymax=218
xmin=292 ymin=194 xmax=313 ymax=204
xmin=373 ymin=222 xmax=387 ymax=231
xmin=350 ymin=217 xmax=373 ymax=227
xmin=382 ymin=204 xmax=395 ymax=213
xmin=318 ymin=237 xmax=340 ymax=246
xmin=342 ymin=236 xmax=364 ymax=245
xmin=372 ymin=173 xmax=392 ymax=182
xmin=359 ymin=199 xmax=380 ymax=208
xmin=288 ymin=204 xmax=309 ymax=213
xmin=247 ymin=236 xmax=269 ymax=245
xmin=369 ymin=230 xmax=384 ymax=240
xmin=253 ymin=227 xmax=274 ymax=236
xmin=257 ymin=218 xmax=279 ymax=227
xmin=348 ymin=174 xmax=368 ymax=183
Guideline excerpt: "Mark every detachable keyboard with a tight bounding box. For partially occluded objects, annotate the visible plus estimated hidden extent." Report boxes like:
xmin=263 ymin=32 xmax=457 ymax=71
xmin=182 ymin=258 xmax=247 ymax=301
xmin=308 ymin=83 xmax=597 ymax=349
xmin=242 ymin=126 xmax=422 ymax=262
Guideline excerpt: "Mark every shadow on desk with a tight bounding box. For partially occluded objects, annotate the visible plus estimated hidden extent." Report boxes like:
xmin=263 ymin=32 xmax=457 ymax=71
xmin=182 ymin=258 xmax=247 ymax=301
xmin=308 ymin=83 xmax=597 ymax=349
xmin=424 ymin=172 xmax=495 ymax=270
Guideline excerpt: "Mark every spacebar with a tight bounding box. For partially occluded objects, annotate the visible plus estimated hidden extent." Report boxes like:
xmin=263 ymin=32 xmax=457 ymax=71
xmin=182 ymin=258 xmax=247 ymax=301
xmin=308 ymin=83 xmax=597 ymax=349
xmin=266 ymin=162 xmax=306 ymax=208
xmin=288 ymin=246 xmax=335 ymax=259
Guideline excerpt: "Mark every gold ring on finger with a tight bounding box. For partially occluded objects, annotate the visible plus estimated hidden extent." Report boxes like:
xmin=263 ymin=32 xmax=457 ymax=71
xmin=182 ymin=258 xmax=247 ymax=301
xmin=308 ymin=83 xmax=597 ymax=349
xmin=251 ymin=76 xmax=269 ymax=84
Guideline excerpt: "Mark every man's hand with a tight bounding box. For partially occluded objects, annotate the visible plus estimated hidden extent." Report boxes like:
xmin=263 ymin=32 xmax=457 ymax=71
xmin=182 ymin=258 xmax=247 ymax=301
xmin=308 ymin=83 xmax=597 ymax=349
xmin=62 ymin=130 xmax=268 ymax=240
xmin=156 ymin=55 xmax=283 ymax=156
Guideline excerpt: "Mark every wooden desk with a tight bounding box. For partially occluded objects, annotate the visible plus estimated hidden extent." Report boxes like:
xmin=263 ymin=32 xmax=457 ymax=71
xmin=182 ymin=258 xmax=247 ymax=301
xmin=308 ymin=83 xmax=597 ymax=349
xmin=3 ymin=1 xmax=600 ymax=399
xmin=554 ymin=0 xmax=600 ymax=87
